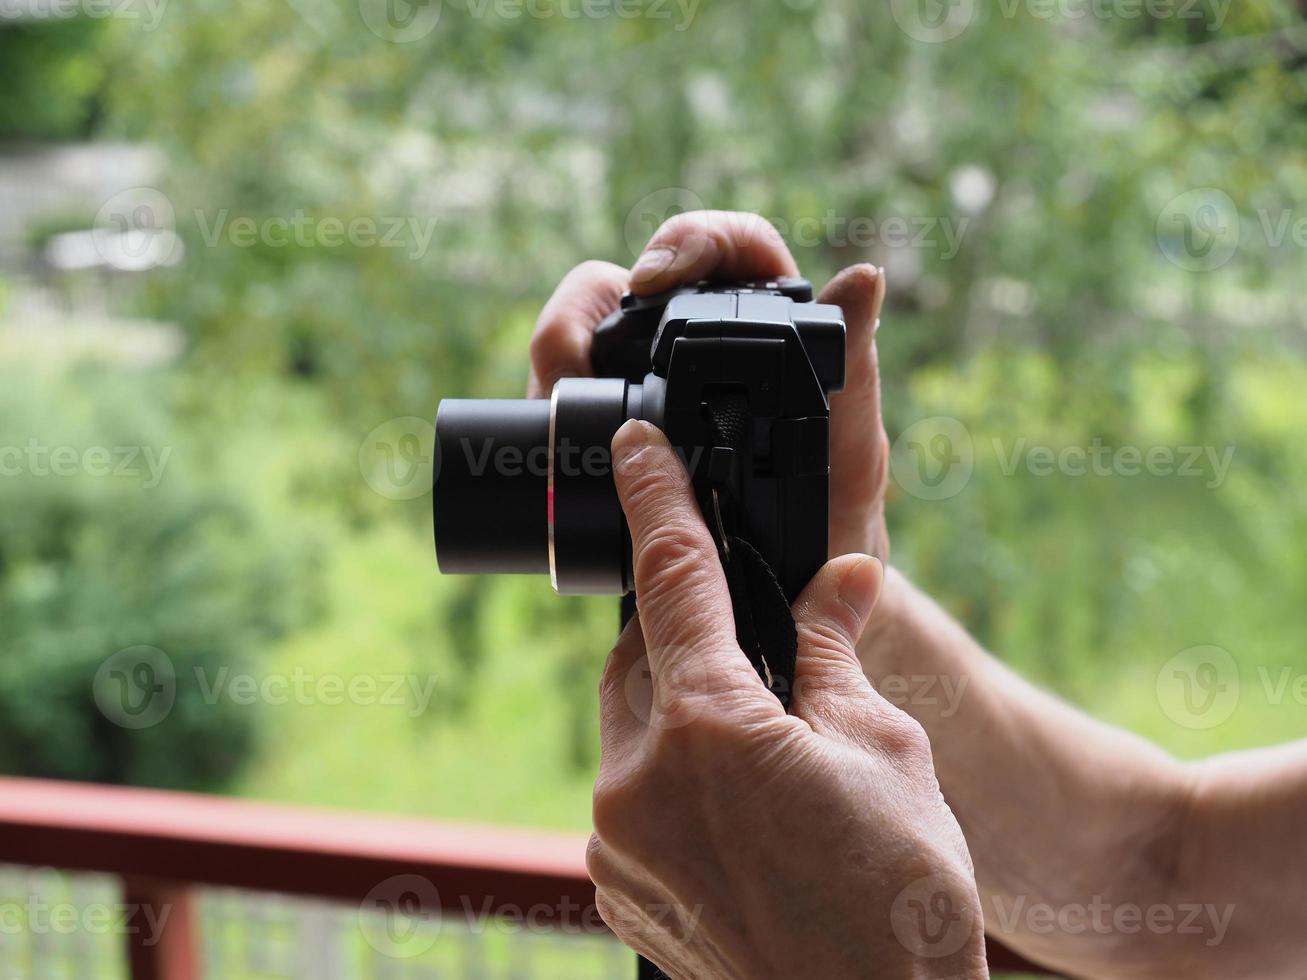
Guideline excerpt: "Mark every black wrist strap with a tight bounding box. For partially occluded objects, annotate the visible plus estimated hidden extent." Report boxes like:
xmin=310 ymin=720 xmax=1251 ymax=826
xmin=720 ymin=533 xmax=798 ymax=707
xmin=618 ymin=535 xmax=798 ymax=697
xmin=637 ymin=954 xmax=670 ymax=980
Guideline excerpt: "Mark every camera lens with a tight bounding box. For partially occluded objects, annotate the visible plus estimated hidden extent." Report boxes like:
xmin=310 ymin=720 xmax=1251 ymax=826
xmin=434 ymin=399 xmax=551 ymax=575
xmin=548 ymin=378 xmax=638 ymax=595
xmin=433 ymin=379 xmax=642 ymax=594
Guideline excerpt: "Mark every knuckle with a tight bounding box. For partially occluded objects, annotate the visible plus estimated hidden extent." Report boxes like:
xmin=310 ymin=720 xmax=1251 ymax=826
xmin=618 ymin=448 xmax=682 ymax=504
xmin=636 ymin=523 xmax=702 ymax=578
xmin=599 ymin=629 xmax=638 ymax=697
xmin=528 ymin=320 xmax=584 ymax=376
xmin=876 ymin=711 xmax=933 ymax=762
xmin=598 ymin=651 xmax=623 ymax=702
xmin=649 ymin=687 xmax=765 ymax=755
xmin=585 ymin=833 xmax=615 ymax=886
xmin=527 ymin=316 xmax=562 ymax=353
xmin=593 ymin=887 xmax=636 ymax=939
xmin=652 ymin=706 xmax=725 ymax=753
xmin=590 ymin=795 xmax=625 ymax=848
xmin=797 ymin=619 xmax=857 ymax=664
xmin=654 ymin=209 xmax=706 ymax=242
xmin=704 ymin=210 xmax=781 ymax=255
xmin=570 ymin=258 xmax=615 ymax=282
xmin=634 ymin=523 xmax=710 ymax=593
xmin=650 ymin=210 xmax=787 ymax=265
xmin=731 ymin=211 xmax=783 ymax=245
xmin=872 ymin=430 xmax=890 ymax=488
xmin=591 ymin=769 xmax=648 ymax=846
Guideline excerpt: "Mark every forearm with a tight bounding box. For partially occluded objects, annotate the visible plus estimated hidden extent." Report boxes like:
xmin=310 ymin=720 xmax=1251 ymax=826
xmin=859 ymin=569 xmax=1199 ymax=976
xmin=1176 ymin=741 xmax=1307 ymax=978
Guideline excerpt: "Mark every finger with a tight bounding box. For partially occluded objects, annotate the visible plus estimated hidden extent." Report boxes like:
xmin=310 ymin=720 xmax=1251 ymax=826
xmin=610 ymin=420 xmax=772 ymax=706
xmin=593 ymin=886 xmax=679 ymax=974
xmin=527 ymin=260 xmax=630 ymax=398
xmin=629 ymin=210 xmax=799 ymax=296
xmin=819 ymin=265 xmax=889 ymax=557
xmin=597 ymin=616 xmax=649 ymax=751
xmin=789 ymin=555 xmax=886 ymax=738
xmin=590 ymin=869 xmax=698 ymax=980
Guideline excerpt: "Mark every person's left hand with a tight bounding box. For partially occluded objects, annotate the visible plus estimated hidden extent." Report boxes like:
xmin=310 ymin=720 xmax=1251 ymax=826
xmin=525 ymin=211 xmax=890 ymax=561
xmin=585 ymin=419 xmax=985 ymax=979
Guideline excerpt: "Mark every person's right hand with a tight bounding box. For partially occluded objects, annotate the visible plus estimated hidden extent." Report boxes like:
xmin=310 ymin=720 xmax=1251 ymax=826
xmin=526 ymin=210 xmax=891 ymax=563
xmin=585 ymin=419 xmax=987 ymax=980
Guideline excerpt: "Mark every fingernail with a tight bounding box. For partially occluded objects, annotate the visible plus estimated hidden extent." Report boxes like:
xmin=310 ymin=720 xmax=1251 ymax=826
xmin=612 ymin=419 xmax=652 ymax=473
xmin=630 ymin=246 xmax=677 ymax=284
xmin=838 ymin=556 xmax=882 ymax=623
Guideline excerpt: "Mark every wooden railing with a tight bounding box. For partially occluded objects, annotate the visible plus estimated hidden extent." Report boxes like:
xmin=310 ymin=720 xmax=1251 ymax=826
xmin=0 ymin=776 xmax=1055 ymax=978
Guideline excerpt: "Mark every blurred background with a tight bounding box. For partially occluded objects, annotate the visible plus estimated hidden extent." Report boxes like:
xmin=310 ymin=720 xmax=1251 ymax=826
xmin=2 ymin=0 xmax=1306 ymax=976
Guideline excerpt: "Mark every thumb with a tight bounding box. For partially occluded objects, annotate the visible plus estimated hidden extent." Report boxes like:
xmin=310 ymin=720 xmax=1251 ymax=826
xmin=789 ymin=555 xmax=884 ymax=736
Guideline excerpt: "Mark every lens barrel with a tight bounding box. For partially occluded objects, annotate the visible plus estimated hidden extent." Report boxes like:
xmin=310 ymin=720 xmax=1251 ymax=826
xmin=434 ymin=399 xmax=551 ymax=575
xmin=433 ymin=380 xmax=639 ymax=594
xmin=548 ymin=378 xmax=636 ymax=595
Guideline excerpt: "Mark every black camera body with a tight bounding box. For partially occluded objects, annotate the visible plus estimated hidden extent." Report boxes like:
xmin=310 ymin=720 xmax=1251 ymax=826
xmin=434 ymin=278 xmax=845 ymax=603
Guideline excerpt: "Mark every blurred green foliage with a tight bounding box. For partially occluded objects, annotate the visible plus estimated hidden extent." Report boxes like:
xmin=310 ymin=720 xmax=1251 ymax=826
xmin=0 ymin=367 xmax=321 ymax=787
xmin=0 ymin=18 xmax=109 ymax=138
xmin=2 ymin=0 xmax=1306 ymax=821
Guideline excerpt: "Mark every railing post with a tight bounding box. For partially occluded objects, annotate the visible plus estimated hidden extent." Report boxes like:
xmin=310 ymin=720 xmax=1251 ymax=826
xmin=122 ymin=877 xmax=201 ymax=980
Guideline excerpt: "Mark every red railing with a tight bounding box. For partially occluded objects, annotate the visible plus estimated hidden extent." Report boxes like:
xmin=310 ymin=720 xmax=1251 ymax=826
xmin=0 ymin=776 xmax=1055 ymax=978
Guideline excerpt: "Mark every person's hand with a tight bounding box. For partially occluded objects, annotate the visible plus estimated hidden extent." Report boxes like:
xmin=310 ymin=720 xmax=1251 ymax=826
xmin=526 ymin=210 xmax=890 ymax=561
xmin=585 ymin=419 xmax=986 ymax=980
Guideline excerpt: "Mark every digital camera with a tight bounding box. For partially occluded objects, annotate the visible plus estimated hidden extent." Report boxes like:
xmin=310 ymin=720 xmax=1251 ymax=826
xmin=433 ymin=278 xmax=845 ymax=602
